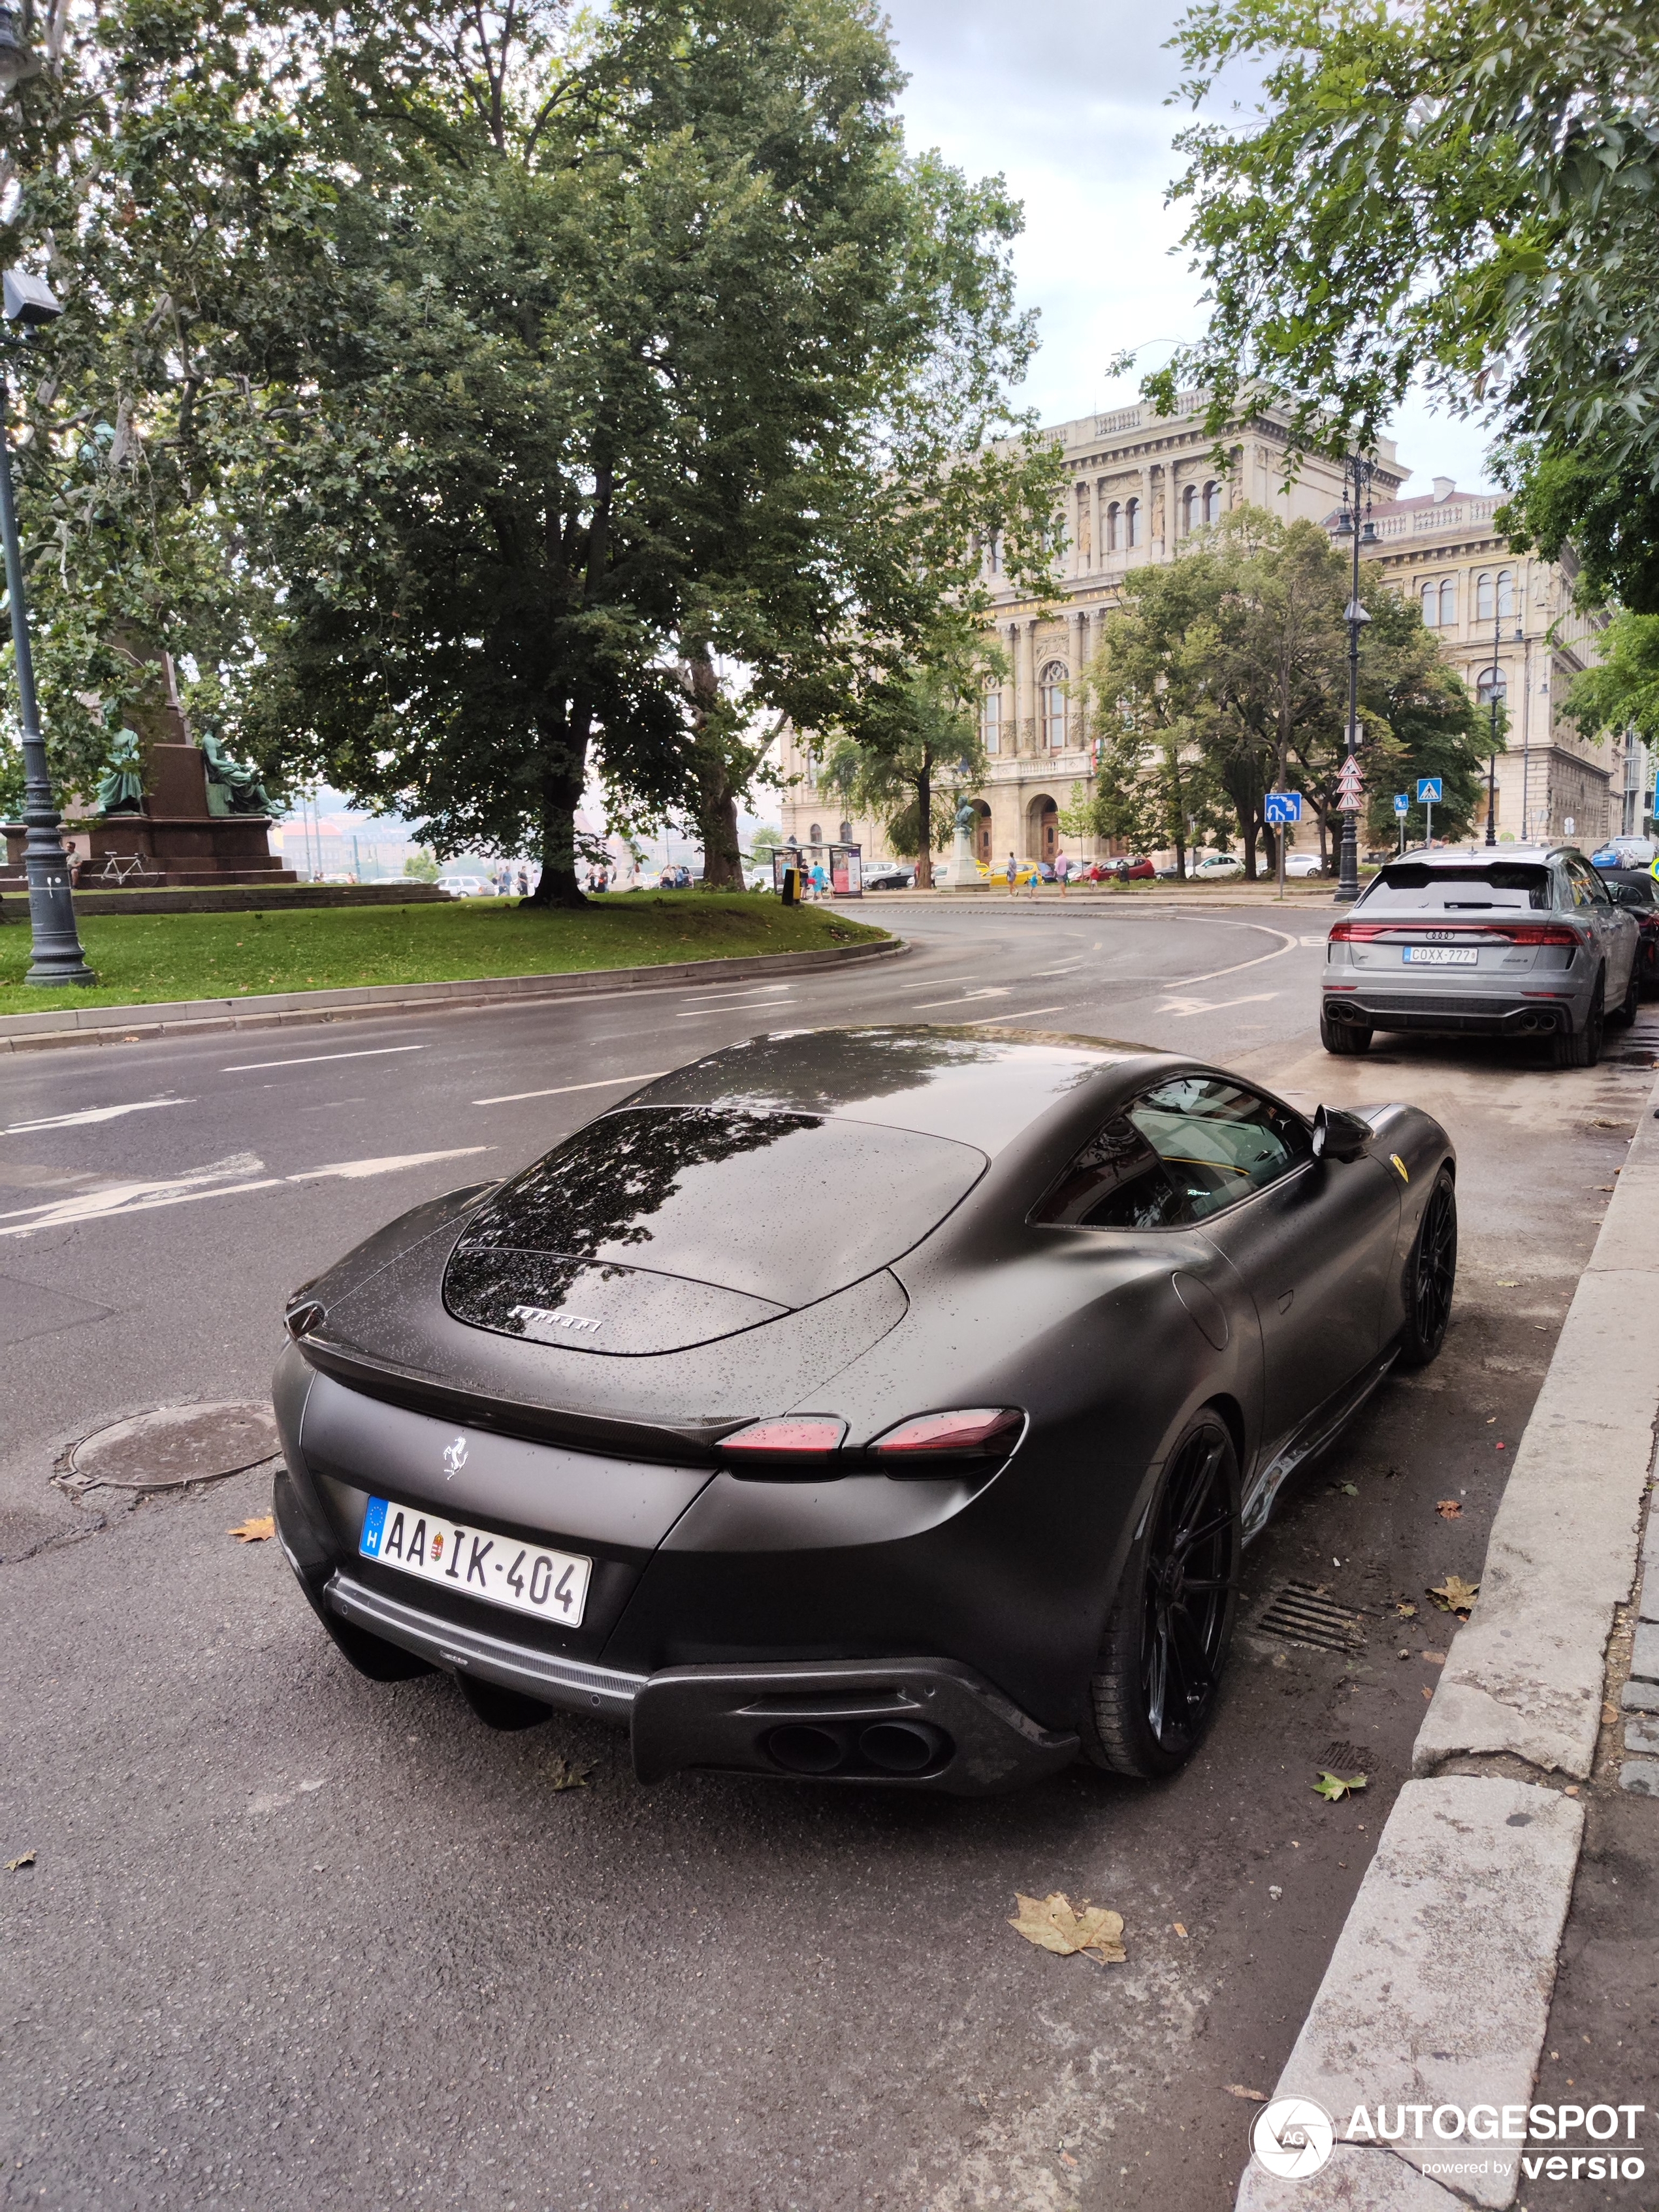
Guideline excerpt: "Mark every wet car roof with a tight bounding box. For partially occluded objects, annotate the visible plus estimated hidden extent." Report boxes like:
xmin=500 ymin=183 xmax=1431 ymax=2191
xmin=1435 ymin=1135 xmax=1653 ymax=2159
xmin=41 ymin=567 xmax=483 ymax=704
xmin=630 ymin=1026 xmax=1168 ymax=1156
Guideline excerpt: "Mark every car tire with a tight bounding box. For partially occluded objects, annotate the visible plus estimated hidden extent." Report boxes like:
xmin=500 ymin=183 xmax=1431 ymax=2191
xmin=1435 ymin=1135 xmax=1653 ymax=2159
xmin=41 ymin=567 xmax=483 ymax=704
xmin=1552 ymin=970 xmax=1605 ymax=1067
xmin=1611 ymin=956 xmax=1641 ymax=1026
xmin=1080 ymin=1410 xmax=1242 ymax=1781
xmin=1396 ymin=1167 xmax=1457 ymax=1368
xmin=1320 ymin=1008 xmax=1372 ymax=1054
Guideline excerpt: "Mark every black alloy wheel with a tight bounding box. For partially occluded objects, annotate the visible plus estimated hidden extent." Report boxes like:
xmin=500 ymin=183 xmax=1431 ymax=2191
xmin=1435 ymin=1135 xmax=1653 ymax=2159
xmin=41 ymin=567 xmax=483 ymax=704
xmin=1398 ymin=1168 xmax=1457 ymax=1368
xmin=1320 ymin=1008 xmax=1373 ymax=1055
xmin=1084 ymin=1413 xmax=1241 ymax=1780
xmin=1553 ymin=971 xmax=1605 ymax=1067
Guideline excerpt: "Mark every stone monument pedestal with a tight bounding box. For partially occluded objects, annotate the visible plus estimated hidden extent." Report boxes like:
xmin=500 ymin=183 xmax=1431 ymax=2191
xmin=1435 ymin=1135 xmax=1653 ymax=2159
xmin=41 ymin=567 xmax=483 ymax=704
xmin=3 ymin=742 xmax=297 ymax=891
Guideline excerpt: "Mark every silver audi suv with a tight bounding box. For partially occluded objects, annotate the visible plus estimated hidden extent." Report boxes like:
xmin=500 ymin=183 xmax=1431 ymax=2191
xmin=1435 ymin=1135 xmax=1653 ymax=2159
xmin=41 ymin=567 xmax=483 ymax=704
xmin=1321 ymin=844 xmax=1641 ymax=1066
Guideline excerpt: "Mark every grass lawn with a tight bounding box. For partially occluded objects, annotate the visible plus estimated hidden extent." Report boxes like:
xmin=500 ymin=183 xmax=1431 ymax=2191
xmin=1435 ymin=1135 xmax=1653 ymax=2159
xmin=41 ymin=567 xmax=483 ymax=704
xmin=0 ymin=892 xmax=890 ymax=1017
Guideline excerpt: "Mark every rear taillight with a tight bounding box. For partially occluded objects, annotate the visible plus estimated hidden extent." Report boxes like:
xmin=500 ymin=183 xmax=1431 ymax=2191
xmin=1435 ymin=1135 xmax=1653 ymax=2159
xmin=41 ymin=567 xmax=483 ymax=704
xmin=867 ymin=1407 xmax=1023 ymax=1458
xmin=1329 ymin=919 xmax=1579 ymax=946
xmin=719 ymin=1416 xmax=847 ymax=1457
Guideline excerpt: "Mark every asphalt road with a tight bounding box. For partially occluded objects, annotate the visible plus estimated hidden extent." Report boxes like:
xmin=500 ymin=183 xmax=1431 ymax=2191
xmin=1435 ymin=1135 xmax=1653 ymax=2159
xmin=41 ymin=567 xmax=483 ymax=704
xmin=3 ymin=900 xmax=1654 ymax=2212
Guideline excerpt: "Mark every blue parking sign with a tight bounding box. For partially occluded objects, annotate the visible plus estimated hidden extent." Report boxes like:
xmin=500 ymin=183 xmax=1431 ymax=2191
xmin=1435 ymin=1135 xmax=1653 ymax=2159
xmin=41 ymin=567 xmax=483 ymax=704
xmin=1417 ymin=777 xmax=1443 ymax=803
xmin=1264 ymin=792 xmax=1303 ymax=825
xmin=1394 ymin=793 xmax=1410 ymax=816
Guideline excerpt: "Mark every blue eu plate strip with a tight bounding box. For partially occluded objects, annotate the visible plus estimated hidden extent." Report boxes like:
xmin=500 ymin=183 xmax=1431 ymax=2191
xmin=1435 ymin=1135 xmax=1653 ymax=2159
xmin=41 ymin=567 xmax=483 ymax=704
xmin=359 ymin=1496 xmax=389 ymax=1558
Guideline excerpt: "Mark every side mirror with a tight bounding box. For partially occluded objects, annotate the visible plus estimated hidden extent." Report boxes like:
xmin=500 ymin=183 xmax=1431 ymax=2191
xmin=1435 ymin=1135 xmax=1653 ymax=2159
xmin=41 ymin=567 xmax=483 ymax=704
xmin=1312 ymin=1104 xmax=1374 ymax=1162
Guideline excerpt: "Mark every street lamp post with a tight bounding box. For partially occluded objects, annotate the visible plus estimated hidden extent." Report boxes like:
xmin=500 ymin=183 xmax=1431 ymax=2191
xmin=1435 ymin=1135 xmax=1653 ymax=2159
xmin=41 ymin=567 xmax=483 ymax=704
xmin=1485 ymin=591 xmax=1502 ymax=846
xmin=0 ymin=269 xmax=94 ymax=985
xmin=1332 ymin=453 xmax=1376 ymax=903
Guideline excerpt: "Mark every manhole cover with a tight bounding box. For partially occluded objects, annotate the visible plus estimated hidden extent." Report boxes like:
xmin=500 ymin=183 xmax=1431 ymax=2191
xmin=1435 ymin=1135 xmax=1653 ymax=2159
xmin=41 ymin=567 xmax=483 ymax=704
xmin=59 ymin=1402 xmax=280 ymax=1494
xmin=1255 ymin=1581 xmax=1368 ymax=1654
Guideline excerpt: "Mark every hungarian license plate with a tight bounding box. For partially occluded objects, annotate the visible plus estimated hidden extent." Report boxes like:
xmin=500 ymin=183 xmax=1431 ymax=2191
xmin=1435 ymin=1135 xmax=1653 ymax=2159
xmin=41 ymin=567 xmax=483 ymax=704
xmin=359 ymin=1498 xmax=590 ymax=1628
xmin=1402 ymin=946 xmax=1478 ymax=966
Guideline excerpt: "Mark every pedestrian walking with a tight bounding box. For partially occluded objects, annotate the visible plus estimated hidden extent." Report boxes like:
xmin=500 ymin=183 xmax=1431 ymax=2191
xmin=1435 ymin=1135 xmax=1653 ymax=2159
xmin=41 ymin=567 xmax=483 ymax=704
xmin=517 ymin=865 xmax=530 ymax=896
xmin=1055 ymin=851 xmax=1071 ymax=895
xmin=1005 ymin=851 xmax=1018 ymax=896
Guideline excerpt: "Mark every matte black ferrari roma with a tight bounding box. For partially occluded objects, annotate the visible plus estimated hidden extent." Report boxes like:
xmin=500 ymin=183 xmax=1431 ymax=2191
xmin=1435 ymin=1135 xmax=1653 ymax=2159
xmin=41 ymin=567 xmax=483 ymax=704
xmin=271 ymin=1027 xmax=1457 ymax=1794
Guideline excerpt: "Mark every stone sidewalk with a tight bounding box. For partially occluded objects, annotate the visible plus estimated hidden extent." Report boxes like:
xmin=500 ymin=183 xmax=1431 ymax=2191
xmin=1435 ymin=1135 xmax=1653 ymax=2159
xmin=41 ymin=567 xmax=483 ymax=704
xmin=1236 ymin=1069 xmax=1659 ymax=2211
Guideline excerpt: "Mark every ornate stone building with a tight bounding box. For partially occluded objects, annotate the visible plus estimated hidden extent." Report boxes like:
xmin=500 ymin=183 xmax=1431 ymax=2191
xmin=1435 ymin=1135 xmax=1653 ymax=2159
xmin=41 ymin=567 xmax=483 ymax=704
xmin=1355 ymin=480 xmax=1612 ymax=846
xmin=777 ymin=396 xmax=1609 ymax=867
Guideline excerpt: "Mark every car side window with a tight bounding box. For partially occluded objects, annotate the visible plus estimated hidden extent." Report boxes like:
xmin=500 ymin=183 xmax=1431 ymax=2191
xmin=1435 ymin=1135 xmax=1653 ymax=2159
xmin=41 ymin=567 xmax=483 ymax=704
xmin=1566 ymin=858 xmax=1607 ymax=908
xmin=1034 ymin=1078 xmax=1311 ymax=1231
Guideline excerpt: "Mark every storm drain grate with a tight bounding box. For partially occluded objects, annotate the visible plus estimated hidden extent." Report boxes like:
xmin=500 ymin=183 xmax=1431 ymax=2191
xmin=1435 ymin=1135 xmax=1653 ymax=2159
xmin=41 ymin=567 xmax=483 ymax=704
xmin=1255 ymin=1581 xmax=1368 ymax=1654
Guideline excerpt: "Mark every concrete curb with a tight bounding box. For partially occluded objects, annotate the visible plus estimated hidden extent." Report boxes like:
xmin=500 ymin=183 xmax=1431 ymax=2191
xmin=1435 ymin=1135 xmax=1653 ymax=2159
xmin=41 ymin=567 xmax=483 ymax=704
xmin=0 ymin=935 xmax=903 ymax=1055
xmin=1233 ymin=1067 xmax=1659 ymax=2212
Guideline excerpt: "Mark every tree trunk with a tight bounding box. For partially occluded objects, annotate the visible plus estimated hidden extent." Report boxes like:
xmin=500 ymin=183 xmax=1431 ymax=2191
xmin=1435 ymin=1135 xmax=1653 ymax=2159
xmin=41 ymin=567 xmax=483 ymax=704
xmin=912 ymin=760 xmax=934 ymax=889
xmin=685 ymin=647 xmax=745 ymax=889
xmin=526 ymin=754 xmax=587 ymax=908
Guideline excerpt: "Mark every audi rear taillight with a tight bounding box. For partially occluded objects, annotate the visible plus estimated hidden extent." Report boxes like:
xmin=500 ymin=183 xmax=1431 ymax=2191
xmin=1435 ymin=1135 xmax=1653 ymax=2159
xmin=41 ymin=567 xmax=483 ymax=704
xmin=868 ymin=1407 xmax=1023 ymax=1458
xmin=1329 ymin=918 xmax=1578 ymax=946
xmin=720 ymin=1416 xmax=847 ymax=1457
xmin=1498 ymin=923 xmax=1579 ymax=946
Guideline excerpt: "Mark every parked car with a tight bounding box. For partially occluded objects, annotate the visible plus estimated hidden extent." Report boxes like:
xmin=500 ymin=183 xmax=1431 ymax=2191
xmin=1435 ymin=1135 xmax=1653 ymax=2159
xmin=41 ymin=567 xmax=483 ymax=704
xmin=1592 ymin=837 xmax=1658 ymax=869
xmin=1321 ymin=844 xmax=1641 ymax=1066
xmin=862 ymin=862 xmax=915 ymax=891
xmin=436 ymin=873 xmax=487 ymax=898
xmin=273 ymin=1025 xmax=1457 ymax=1793
xmin=1153 ymin=862 xmax=1185 ymax=880
xmin=1192 ymin=853 xmax=1245 ymax=879
xmin=1284 ymin=853 xmax=1327 ymax=878
xmin=1600 ymin=868 xmax=1659 ymax=995
xmin=1093 ymin=856 xmax=1154 ymax=882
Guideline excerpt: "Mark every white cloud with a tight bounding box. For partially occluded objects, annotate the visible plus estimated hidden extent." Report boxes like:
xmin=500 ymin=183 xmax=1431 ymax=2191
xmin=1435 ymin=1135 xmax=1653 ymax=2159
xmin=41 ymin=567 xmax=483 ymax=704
xmin=884 ymin=0 xmax=1498 ymax=495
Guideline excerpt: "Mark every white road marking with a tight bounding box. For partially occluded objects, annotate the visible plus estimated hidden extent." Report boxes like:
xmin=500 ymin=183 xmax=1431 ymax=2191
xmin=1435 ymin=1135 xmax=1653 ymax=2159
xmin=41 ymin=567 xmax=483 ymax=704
xmin=1032 ymin=964 xmax=1084 ymax=976
xmin=964 ymin=1004 xmax=1065 ymax=1024
xmin=677 ymin=984 xmax=796 ymax=1006
xmin=472 ymin=1072 xmax=668 ymax=1106
xmin=676 ymin=1001 xmax=794 ymax=1018
xmin=1157 ymin=991 xmax=1280 ymax=1018
xmin=0 ymin=1146 xmax=492 ymax=1238
xmin=221 ymin=1046 xmax=428 ymax=1072
xmin=2 ymin=1097 xmax=191 ymax=1136
xmin=1164 ymin=923 xmax=1300 ymax=989
xmin=895 ymin=974 xmax=980 ymax=989
xmin=912 ymin=989 xmax=1011 ymax=1008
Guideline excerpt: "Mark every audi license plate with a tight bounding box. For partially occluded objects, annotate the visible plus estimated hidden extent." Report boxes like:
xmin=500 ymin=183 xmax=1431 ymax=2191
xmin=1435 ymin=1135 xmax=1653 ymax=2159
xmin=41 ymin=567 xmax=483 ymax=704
xmin=1402 ymin=947 xmax=1478 ymax=966
xmin=359 ymin=1498 xmax=590 ymax=1627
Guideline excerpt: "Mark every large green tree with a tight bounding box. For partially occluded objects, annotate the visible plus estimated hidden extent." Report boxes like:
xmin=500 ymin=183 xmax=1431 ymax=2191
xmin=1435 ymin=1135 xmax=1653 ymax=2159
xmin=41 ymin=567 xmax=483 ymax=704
xmin=1147 ymin=0 xmax=1659 ymax=604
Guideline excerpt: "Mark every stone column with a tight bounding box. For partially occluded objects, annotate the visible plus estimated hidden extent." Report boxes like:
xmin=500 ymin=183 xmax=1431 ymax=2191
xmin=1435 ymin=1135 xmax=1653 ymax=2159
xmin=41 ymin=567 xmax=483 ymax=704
xmin=1018 ymin=618 xmax=1037 ymax=752
xmin=1071 ymin=610 xmax=1090 ymax=750
xmin=1092 ymin=479 xmax=1104 ymax=573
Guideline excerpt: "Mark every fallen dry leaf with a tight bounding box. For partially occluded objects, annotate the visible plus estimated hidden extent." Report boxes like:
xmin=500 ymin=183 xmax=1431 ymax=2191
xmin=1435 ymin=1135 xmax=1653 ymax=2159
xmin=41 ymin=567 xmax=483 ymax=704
xmin=1435 ymin=1499 xmax=1463 ymax=1520
xmin=1226 ymin=2085 xmax=1268 ymax=2103
xmin=1313 ymin=1771 xmax=1368 ymax=1802
xmin=545 ymin=1757 xmax=594 ymax=1792
xmin=1008 ymin=1891 xmax=1126 ymax=1965
xmin=6 ymin=1849 xmax=36 ymax=1872
xmin=1395 ymin=1601 xmax=1418 ymax=1618
xmin=1429 ymin=1574 xmax=1480 ymax=1616
xmin=1172 ymin=1921 xmax=1189 ymax=1938
xmin=1604 ymin=1703 xmax=1621 ymax=1726
xmin=229 ymin=1515 xmax=275 ymax=1543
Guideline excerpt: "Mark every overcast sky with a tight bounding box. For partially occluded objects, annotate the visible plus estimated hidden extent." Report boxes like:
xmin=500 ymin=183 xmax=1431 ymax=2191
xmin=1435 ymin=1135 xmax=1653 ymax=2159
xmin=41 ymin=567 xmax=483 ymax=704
xmin=880 ymin=0 xmax=1496 ymax=498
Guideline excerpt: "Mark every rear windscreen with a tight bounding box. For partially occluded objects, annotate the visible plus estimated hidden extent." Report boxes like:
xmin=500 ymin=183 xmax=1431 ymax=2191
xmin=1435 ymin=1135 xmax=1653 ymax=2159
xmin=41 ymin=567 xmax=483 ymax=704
xmin=452 ymin=1106 xmax=986 ymax=1307
xmin=1359 ymin=863 xmax=1551 ymax=912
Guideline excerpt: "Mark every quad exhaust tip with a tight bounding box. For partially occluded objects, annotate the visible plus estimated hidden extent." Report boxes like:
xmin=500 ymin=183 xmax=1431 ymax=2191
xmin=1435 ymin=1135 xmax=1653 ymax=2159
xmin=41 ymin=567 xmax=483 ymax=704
xmin=765 ymin=1719 xmax=952 ymax=1777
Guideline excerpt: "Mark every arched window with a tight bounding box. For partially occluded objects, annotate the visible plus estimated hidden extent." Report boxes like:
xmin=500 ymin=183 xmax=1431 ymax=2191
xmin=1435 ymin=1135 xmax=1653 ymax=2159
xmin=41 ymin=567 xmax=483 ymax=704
xmin=981 ymin=684 xmax=1002 ymax=755
xmin=1039 ymin=662 xmax=1069 ymax=750
xmin=1204 ymin=481 xmax=1223 ymax=524
xmin=1476 ymin=570 xmax=1494 ymax=621
xmin=1126 ymin=496 xmax=1142 ymax=548
xmin=838 ymin=820 xmax=852 ymax=844
xmin=809 ymin=822 xmax=822 ymax=842
xmin=1496 ymin=568 xmax=1514 ymax=619
xmin=1476 ymin=667 xmax=1507 ymax=705
xmin=1106 ymin=502 xmax=1121 ymax=553
xmin=1421 ymin=581 xmax=1439 ymax=627
xmin=1440 ymin=577 xmax=1457 ymax=628
xmin=1182 ymin=485 xmax=1199 ymax=534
